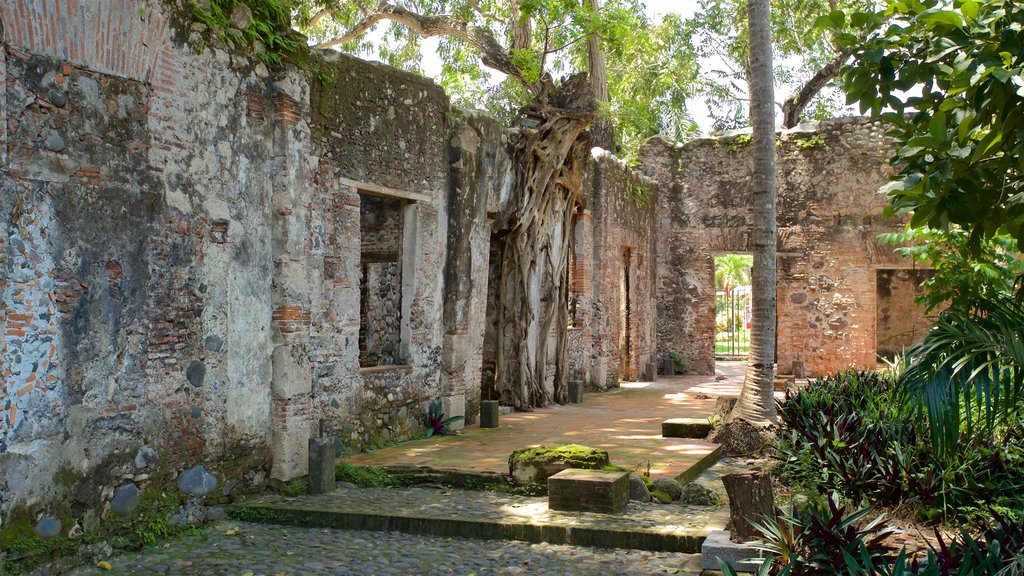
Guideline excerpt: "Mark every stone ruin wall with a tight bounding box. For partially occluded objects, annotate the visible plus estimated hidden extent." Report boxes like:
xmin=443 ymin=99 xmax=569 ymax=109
xmin=641 ymin=118 xmax=925 ymax=377
xmin=0 ymin=0 xmax=926 ymax=539
xmin=568 ymin=151 xmax=657 ymax=390
xmin=0 ymin=0 xmax=448 ymax=527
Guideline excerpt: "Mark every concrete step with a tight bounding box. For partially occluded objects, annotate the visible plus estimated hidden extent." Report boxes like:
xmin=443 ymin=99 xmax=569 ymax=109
xmin=232 ymin=486 xmax=728 ymax=554
xmin=662 ymin=418 xmax=714 ymax=439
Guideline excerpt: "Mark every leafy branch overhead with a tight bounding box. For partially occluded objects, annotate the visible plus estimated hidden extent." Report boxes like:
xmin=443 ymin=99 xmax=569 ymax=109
xmin=293 ymin=0 xmax=699 ymax=153
xmin=841 ymin=0 xmax=1024 ymax=249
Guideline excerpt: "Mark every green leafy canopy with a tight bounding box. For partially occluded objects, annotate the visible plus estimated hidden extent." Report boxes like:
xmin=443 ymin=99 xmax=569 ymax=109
xmin=293 ymin=0 xmax=699 ymax=155
xmin=842 ymin=0 xmax=1024 ymax=250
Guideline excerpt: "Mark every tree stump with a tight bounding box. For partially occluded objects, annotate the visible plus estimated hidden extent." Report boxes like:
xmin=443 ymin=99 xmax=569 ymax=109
xmin=722 ymin=469 xmax=776 ymax=543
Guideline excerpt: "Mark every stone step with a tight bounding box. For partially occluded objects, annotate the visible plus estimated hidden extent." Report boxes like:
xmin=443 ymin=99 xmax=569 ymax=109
xmin=675 ymin=444 xmax=723 ymax=486
xmin=662 ymin=418 xmax=714 ymax=439
xmin=232 ymin=486 xmax=728 ymax=554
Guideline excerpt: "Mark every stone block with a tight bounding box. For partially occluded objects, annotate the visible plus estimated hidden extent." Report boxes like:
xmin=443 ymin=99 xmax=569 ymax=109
xmin=662 ymin=418 xmax=713 ymax=438
xmin=272 ymin=426 xmax=309 ymax=481
xmin=480 ymin=400 xmax=499 ymax=428
xmin=644 ymin=362 xmax=657 ymax=382
xmin=441 ymin=394 xmax=466 ymax=431
xmin=701 ymin=530 xmax=767 ymax=572
xmin=111 ymin=483 xmax=141 ymax=516
xmin=272 ymin=345 xmax=311 ymax=400
xmin=568 ymin=380 xmax=583 ymax=404
xmin=308 ymin=437 xmax=336 ymax=495
xmin=547 ymin=469 xmax=630 ymax=514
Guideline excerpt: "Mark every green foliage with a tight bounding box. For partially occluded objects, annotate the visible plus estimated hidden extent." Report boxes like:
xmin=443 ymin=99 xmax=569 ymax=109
xmin=776 ymin=370 xmax=1024 ymax=526
xmin=879 ymin=227 xmax=1023 ymax=312
xmin=719 ymin=503 xmax=1024 ymax=576
xmin=841 ymin=0 xmax=1024 ymax=251
xmin=625 ymin=183 xmax=650 ymax=206
xmin=792 ymin=134 xmax=825 ymax=149
xmin=188 ymin=0 xmax=303 ymax=65
xmin=900 ymin=289 xmax=1024 ymax=461
xmin=334 ymin=463 xmax=397 ymax=487
xmin=688 ymin=0 xmax=876 ymax=131
xmin=667 ymin=351 xmax=688 ymax=373
xmin=715 ymin=253 xmax=753 ymax=291
xmin=293 ymin=0 xmax=699 ymax=152
xmin=751 ymin=496 xmax=894 ymax=575
xmin=724 ymin=132 xmax=752 ymax=153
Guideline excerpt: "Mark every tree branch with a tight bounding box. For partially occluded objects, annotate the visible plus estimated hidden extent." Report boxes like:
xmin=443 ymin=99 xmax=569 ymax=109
xmin=781 ymin=48 xmax=851 ymax=128
xmin=308 ymin=8 xmax=333 ymax=29
xmin=312 ymin=3 xmax=535 ymax=91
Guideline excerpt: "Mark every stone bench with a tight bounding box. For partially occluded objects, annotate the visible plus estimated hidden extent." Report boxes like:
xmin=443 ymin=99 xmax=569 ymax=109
xmin=661 ymin=418 xmax=713 ymax=438
xmin=547 ymin=469 xmax=629 ymax=514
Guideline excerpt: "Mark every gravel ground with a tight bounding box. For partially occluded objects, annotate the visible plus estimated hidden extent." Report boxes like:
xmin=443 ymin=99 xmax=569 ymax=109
xmin=66 ymin=521 xmax=705 ymax=576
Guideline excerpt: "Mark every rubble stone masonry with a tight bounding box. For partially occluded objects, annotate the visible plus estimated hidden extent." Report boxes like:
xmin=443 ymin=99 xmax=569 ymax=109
xmin=641 ymin=119 xmax=925 ymax=377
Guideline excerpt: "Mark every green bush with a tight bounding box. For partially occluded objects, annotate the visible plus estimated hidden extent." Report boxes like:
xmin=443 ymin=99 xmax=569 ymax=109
xmin=775 ymin=371 xmax=1024 ymax=526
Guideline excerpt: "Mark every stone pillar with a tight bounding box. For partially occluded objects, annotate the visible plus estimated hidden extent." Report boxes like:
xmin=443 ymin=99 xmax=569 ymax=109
xmin=269 ymin=77 xmax=314 ymax=482
xmin=568 ymin=381 xmax=584 ymax=404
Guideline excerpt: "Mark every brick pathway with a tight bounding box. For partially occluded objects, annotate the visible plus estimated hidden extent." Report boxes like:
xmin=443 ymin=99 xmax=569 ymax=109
xmin=348 ymin=363 xmax=746 ymax=480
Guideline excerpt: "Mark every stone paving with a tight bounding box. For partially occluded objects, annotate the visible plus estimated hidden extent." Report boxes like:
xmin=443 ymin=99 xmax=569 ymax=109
xmin=64 ymin=365 xmax=753 ymax=575
xmin=347 ymin=363 xmax=749 ymax=480
xmin=66 ymin=521 xmax=707 ymax=575
xmin=237 ymin=485 xmax=728 ymax=551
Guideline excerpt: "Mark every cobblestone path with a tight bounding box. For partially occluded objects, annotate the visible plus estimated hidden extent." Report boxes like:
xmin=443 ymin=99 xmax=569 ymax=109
xmin=67 ymin=521 xmax=705 ymax=576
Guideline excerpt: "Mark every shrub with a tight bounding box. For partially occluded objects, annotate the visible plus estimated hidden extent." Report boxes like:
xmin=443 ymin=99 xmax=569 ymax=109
xmin=720 ymin=495 xmax=894 ymax=575
xmin=774 ymin=370 xmax=1024 ymax=525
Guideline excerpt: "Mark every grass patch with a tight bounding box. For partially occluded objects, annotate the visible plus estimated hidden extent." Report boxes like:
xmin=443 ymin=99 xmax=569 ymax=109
xmin=335 ymin=463 xmax=397 ymax=488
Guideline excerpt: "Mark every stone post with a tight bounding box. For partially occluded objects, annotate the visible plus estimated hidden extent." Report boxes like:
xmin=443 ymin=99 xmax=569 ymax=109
xmin=308 ymin=436 xmax=336 ymax=494
xmin=568 ymin=380 xmax=584 ymax=404
xmin=480 ymin=400 xmax=499 ymax=428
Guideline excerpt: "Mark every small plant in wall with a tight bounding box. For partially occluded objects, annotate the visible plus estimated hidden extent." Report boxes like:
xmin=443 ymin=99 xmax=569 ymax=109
xmin=667 ymin=351 xmax=687 ymax=374
xmin=422 ymin=400 xmax=464 ymax=438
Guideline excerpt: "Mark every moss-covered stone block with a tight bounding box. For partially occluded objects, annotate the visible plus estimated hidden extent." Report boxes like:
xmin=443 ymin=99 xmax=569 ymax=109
xmin=508 ymin=444 xmax=611 ymax=485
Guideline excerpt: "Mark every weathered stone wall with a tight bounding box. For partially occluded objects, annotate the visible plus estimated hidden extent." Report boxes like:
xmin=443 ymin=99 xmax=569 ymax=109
xmin=304 ymin=51 xmax=449 ymax=459
xmin=641 ymin=119 xmax=922 ymax=376
xmin=876 ymin=269 xmax=934 ymax=358
xmin=0 ymin=0 xmax=450 ymax=535
xmin=570 ymin=150 xmax=657 ymax=389
xmin=1 ymin=0 xmax=282 ymax=530
xmin=443 ymin=110 xmax=512 ymax=420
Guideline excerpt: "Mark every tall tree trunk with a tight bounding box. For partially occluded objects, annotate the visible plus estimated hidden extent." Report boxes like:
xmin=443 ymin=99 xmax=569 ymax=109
xmin=585 ymin=0 xmax=614 ymax=151
xmin=493 ymin=75 xmax=597 ymax=410
xmin=732 ymin=0 xmax=778 ymax=424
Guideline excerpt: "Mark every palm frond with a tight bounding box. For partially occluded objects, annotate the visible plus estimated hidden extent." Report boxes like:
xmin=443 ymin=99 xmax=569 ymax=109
xmin=901 ymin=288 xmax=1024 ymax=458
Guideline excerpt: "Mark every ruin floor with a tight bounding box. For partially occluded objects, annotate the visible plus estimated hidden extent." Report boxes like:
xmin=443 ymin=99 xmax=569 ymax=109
xmin=346 ymin=362 xmax=748 ymax=480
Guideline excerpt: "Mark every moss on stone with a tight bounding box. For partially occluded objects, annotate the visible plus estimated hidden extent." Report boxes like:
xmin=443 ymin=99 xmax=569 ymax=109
xmin=508 ymin=444 xmax=610 ymax=469
xmin=270 ymin=477 xmax=308 ymax=497
xmin=650 ymin=489 xmax=673 ymax=504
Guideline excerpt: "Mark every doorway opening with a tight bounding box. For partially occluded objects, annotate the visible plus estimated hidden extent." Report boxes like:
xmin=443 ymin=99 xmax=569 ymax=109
xmin=619 ymin=248 xmax=633 ymax=380
xmin=714 ymin=253 xmax=752 ymax=359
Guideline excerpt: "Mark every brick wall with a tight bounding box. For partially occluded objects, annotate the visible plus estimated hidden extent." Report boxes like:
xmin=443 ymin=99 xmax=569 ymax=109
xmin=572 ymin=150 xmax=658 ymax=389
xmin=641 ymin=119 xmax=927 ymax=376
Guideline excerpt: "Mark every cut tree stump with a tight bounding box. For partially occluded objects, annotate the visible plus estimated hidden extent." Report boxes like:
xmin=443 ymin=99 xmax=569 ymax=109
xmin=721 ymin=469 xmax=776 ymax=543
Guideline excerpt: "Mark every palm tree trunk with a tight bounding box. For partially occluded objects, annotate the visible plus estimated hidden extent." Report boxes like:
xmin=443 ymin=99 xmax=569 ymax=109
xmin=731 ymin=0 xmax=778 ymax=424
xmin=585 ymin=0 xmax=614 ymax=151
